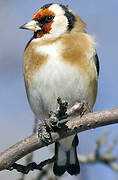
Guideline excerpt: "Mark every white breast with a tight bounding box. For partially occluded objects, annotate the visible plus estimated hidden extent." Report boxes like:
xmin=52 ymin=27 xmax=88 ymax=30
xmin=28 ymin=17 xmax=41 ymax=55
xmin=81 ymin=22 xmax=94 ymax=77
xmin=27 ymin=41 xmax=95 ymax=120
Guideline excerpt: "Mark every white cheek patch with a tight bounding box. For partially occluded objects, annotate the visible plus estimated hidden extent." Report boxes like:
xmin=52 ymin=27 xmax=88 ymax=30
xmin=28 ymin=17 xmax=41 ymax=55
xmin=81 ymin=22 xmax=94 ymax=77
xmin=49 ymin=4 xmax=65 ymax=16
xmin=49 ymin=4 xmax=68 ymax=37
xmin=50 ymin=15 xmax=68 ymax=36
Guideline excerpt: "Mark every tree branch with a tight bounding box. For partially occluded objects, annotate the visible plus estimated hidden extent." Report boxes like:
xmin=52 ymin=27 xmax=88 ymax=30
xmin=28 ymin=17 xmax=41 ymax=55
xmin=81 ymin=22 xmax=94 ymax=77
xmin=7 ymin=132 xmax=118 ymax=174
xmin=0 ymin=107 xmax=118 ymax=171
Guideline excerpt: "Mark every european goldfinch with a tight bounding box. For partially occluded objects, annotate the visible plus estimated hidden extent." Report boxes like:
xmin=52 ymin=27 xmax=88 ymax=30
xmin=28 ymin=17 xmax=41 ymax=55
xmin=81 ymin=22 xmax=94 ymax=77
xmin=20 ymin=3 xmax=99 ymax=176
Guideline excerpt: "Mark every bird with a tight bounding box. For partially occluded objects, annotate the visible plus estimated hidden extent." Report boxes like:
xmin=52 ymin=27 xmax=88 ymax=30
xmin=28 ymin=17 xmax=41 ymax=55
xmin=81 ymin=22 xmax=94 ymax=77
xmin=20 ymin=3 xmax=99 ymax=176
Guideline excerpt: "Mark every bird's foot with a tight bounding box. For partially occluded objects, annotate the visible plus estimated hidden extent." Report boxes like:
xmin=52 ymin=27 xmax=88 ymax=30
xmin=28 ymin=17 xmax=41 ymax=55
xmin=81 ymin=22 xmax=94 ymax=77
xmin=38 ymin=122 xmax=53 ymax=144
xmin=48 ymin=111 xmax=59 ymax=130
xmin=38 ymin=98 xmax=69 ymax=144
xmin=79 ymin=101 xmax=91 ymax=117
xmin=38 ymin=111 xmax=59 ymax=144
xmin=57 ymin=97 xmax=68 ymax=120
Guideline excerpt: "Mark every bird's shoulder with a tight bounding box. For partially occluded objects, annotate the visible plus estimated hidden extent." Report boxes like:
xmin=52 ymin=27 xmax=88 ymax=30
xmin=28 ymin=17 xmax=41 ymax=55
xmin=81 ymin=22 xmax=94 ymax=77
xmin=60 ymin=31 xmax=96 ymax=65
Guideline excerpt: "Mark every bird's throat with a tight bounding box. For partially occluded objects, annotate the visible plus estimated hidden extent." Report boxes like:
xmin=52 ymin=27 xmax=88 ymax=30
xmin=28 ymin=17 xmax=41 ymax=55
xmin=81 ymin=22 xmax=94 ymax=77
xmin=34 ymin=31 xmax=44 ymax=38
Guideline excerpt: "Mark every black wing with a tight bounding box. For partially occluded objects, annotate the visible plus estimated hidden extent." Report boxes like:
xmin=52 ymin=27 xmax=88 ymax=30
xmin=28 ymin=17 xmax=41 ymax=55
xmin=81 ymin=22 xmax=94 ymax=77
xmin=94 ymin=53 xmax=100 ymax=76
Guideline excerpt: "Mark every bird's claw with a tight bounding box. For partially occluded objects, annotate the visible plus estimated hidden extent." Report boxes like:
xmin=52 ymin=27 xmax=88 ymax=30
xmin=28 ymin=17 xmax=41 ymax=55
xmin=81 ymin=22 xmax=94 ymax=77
xmin=57 ymin=97 xmax=68 ymax=120
xmin=48 ymin=111 xmax=59 ymax=129
xmin=38 ymin=112 xmax=60 ymax=144
xmin=79 ymin=101 xmax=91 ymax=117
xmin=38 ymin=97 xmax=69 ymax=144
xmin=38 ymin=123 xmax=52 ymax=145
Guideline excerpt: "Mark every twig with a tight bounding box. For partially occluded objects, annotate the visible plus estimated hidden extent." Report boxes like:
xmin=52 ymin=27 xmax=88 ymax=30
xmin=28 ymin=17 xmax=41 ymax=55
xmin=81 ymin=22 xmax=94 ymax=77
xmin=8 ymin=133 xmax=118 ymax=174
xmin=0 ymin=106 xmax=118 ymax=171
xmin=10 ymin=156 xmax=55 ymax=174
xmin=78 ymin=132 xmax=118 ymax=172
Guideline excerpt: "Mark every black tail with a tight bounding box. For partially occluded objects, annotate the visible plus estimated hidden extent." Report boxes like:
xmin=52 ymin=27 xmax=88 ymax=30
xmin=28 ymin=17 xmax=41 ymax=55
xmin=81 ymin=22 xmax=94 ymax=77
xmin=53 ymin=135 xmax=80 ymax=176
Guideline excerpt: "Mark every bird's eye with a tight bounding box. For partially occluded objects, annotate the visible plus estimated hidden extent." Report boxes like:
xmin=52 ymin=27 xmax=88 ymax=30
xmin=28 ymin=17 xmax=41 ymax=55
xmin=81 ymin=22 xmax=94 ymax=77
xmin=45 ymin=15 xmax=54 ymax=23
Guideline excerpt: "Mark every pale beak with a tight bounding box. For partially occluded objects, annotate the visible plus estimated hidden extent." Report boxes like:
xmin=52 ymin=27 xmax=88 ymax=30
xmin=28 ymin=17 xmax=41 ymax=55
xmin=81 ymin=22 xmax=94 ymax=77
xmin=20 ymin=20 xmax=41 ymax=32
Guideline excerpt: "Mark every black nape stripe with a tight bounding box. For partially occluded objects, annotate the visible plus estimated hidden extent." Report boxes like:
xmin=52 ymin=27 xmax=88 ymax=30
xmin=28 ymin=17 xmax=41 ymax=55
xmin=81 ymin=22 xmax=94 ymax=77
xmin=60 ymin=4 xmax=75 ymax=31
xmin=41 ymin=3 xmax=75 ymax=31
xmin=65 ymin=11 xmax=75 ymax=30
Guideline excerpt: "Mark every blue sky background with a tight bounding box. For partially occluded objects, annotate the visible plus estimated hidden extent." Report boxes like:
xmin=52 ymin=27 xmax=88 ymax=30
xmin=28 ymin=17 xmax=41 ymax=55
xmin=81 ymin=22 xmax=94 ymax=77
xmin=0 ymin=0 xmax=118 ymax=179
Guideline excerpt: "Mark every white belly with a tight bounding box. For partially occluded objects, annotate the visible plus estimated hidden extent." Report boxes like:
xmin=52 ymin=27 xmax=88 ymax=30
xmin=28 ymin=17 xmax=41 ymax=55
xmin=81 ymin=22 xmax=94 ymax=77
xmin=27 ymin=42 xmax=96 ymax=120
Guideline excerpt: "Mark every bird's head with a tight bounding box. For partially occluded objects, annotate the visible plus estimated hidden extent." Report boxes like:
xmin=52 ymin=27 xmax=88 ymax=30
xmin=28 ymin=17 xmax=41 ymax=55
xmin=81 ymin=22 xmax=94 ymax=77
xmin=20 ymin=3 xmax=76 ymax=40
